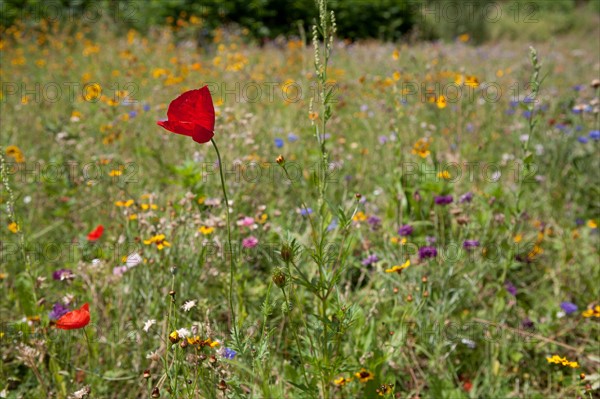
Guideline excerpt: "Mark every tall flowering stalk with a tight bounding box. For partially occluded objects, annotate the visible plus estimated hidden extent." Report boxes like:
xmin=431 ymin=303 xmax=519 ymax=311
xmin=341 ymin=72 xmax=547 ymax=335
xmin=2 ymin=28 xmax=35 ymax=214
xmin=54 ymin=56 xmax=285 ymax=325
xmin=501 ymin=47 xmax=544 ymax=285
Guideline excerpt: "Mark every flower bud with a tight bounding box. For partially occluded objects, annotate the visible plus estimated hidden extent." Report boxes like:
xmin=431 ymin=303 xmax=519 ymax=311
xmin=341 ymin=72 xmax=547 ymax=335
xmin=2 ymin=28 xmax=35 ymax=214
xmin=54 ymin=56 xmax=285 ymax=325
xmin=280 ymin=244 xmax=293 ymax=262
xmin=143 ymin=370 xmax=151 ymax=379
xmin=151 ymin=387 xmax=160 ymax=398
xmin=169 ymin=331 xmax=180 ymax=344
xmin=272 ymin=268 xmax=286 ymax=288
xmin=276 ymin=155 xmax=284 ymax=165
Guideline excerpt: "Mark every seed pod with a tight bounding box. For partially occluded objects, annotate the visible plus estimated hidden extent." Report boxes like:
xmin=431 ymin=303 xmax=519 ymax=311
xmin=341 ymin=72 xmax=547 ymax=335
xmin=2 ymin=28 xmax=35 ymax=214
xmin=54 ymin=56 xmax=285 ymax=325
xmin=151 ymin=387 xmax=160 ymax=398
xmin=143 ymin=370 xmax=151 ymax=379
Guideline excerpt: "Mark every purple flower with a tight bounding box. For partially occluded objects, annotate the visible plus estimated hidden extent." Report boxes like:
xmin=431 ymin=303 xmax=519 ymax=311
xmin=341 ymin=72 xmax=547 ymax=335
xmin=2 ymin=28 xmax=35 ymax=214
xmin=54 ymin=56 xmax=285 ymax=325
xmin=367 ymin=216 xmax=381 ymax=230
xmin=589 ymin=130 xmax=600 ymax=140
xmin=505 ymin=281 xmax=517 ymax=296
xmin=49 ymin=303 xmax=70 ymax=320
xmin=397 ymin=224 xmax=413 ymax=236
xmin=459 ymin=192 xmax=474 ymax=203
xmin=463 ymin=240 xmax=480 ymax=250
xmin=521 ymin=317 xmax=535 ymax=329
xmin=434 ymin=195 xmax=453 ymax=205
xmin=425 ymin=236 xmax=436 ymax=245
xmin=578 ymin=136 xmax=589 ymax=144
xmin=274 ymin=138 xmax=284 ymax=148
xmin=52 ymin=269 xmax=74 ymax=281
xmin=362 ymin=254 xmax=379 ymax=266
xmin=418 ymin=246 xmax=437 ymax=260
xmin=287 ymin=133 xmax=298 ymax=142
xmin=143 ymin=103 xmax=151 ymax=112
xmin=560 ymin=301 xmax=578 ymax=315
xmin=222 ymin=347 xmax=237 ymax=360
xmin=378 ymin=135 xmax=388 ymax=144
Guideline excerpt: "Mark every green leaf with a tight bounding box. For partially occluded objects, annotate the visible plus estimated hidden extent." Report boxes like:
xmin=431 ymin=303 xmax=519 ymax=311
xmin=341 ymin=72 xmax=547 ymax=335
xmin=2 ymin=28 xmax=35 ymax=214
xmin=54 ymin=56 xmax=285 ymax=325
xmin=15 ymin=273 xmax=36 ymax=316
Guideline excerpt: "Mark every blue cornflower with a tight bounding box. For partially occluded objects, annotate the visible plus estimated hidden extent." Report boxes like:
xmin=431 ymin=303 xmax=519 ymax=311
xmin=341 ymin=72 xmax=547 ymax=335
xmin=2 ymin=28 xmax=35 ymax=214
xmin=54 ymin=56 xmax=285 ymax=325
xmin=287 ymin=133 xmax=298 ymax=142
xmin=300 ymin=208 xmax=313 ymax=216
xmin=143 ymin=104 xmax=151 ymax=112
xmin=129 ymin=110 xmax=137 ymax=118
xmin=327 ymin=219 xmax=338 ymax=231
xmin=560 ymin=301 xmax=578 ymax=315
xmin=274 ymin=138 xmax=284 ymax=148
xmin=589 ymin=130 xmax=600 ymax=140
xmin=222 ymin=347 xmax=237 ymax=360
xmin=578 ymin=136 xmax=589 ymax=144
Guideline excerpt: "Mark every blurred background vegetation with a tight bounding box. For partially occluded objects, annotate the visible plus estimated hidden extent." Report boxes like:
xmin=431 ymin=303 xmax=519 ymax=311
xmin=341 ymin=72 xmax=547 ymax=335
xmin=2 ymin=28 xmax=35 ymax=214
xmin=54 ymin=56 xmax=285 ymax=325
xmin=1 ymin=0 xmax=599 ymax=43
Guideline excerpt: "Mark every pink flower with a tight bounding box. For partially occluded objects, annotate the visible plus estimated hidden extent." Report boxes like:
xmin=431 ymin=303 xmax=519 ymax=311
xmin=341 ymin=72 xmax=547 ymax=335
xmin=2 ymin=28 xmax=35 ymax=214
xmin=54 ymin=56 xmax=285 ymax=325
xmin=242 ymin=236 xmax=258 ymax=248
xmin=113 ymin=265 xmax=128 ymax=276
xmin=237 ymin=216 xmax=255 ymax=227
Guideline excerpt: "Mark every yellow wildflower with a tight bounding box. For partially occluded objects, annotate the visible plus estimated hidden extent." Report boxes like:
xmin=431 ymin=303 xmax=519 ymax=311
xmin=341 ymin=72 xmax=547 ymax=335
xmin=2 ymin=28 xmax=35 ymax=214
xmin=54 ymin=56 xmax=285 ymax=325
xmin=385 ymin=260 xmax=411 ymax=274
xmin=143 ymin=234 xmax=171 ymax=250
xmin=353 ymin=211 xmax=367 ymax=222
xmin=8 ymin=222 xmax=19 ymax=233
xmin=333 ymin=376 xmax=352 ymax=386
xmin=355 ymin=369 xmax=374 ymax=383
xmin=199 ymin=226 xmax=214 ymax=235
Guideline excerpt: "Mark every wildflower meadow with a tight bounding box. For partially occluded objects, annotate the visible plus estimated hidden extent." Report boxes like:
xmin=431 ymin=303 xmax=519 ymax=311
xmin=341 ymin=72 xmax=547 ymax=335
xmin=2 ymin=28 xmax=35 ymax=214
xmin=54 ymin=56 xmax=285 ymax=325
xmin=1 ymin=0 xmax=599 ymax=398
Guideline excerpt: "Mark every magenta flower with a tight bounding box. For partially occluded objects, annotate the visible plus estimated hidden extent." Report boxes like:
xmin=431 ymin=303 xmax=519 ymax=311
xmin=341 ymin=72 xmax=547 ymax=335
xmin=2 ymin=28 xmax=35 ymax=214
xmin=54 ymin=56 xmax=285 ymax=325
xmin=434 ymin=195 xmax=453 ymax=205
xmin=463 ymin=240 xmax=480 ymax=250
xmin=242 ymin=236 xmax=259 ymax=248
xmin=52 ymin=269 xmax=74 ymax=281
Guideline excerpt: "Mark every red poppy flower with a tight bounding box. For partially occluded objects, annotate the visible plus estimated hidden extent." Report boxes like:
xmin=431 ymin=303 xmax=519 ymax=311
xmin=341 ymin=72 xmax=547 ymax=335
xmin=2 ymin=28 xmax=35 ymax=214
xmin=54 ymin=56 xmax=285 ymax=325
xmin=56 ymin=303 xmax=90 ymax=330
xmin=157 ymin=86 xmax=215 ymax=144
xmin=87 ymin=225 xmax=104 ymax=241
xmin=462 ymin=380 xmax=473 ymax=392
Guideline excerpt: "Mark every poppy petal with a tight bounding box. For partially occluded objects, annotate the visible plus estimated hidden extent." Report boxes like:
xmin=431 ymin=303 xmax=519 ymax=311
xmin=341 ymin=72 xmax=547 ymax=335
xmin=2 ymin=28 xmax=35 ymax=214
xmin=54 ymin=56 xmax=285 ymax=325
xmin=56 ymin=303 xmax=90 ymax=330
xmin=165 ymin=87 xmax=215 ymax=132
xmin=157 ymin=121 xmax=214 ymax=143
xmin=87 ymin=225 xmax=104 ymax=241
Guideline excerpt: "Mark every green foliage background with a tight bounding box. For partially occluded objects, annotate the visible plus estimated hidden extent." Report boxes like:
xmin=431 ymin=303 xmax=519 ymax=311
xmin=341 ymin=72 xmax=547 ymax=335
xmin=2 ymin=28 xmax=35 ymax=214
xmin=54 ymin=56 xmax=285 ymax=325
xmin=1 ymin=0 xmax=598 ymax=42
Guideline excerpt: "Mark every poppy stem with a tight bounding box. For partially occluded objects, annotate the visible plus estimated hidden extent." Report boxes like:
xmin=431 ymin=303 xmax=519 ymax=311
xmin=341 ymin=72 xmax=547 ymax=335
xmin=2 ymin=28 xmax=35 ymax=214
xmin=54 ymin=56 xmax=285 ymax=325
xmin=210 ymin=138 xmax=238 ymax=339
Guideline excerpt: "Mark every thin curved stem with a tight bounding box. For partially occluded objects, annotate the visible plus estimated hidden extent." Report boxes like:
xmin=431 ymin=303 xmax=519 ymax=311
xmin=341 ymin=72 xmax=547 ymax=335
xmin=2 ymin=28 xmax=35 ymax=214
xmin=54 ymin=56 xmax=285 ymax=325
xmin=211 ymin=138 xmax=238 ymax=339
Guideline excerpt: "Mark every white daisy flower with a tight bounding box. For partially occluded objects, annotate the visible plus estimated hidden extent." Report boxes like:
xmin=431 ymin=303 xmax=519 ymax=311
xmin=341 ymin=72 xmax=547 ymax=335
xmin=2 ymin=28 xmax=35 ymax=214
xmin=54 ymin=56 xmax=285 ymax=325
xmin=181 ymin=300 xmax=196 ymax=312
xmin=126 ymin=253 xmax=143 ymax=268
xmin=176 ymin=328 xmax=191 ymax=338
xmin=143 ymin=319 xmax=156 ymax=332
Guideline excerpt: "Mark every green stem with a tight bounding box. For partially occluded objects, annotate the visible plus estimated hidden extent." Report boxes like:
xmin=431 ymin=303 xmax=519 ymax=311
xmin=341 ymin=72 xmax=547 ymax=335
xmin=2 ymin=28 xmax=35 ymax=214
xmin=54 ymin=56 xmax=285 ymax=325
xmin=211 ymin=138 xmax=238 ymax=340
xmin=281 ymin=287 xmax=311 ymax=389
